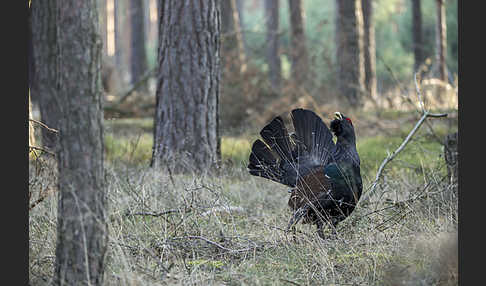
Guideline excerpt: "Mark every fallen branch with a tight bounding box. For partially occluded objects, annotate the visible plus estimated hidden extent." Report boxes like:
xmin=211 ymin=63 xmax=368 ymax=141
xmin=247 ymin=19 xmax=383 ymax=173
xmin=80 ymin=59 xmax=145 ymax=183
xmin=108 ymin=67 xmax=157 ymax=107
xmin=359 ymin=74 xmax=448 ymax=207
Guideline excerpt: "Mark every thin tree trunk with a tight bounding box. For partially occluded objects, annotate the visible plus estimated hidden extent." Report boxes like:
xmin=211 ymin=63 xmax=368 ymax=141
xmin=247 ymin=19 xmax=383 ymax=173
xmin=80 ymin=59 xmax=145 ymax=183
xmin=264 ymin=0 xmax=281 ymax=93
xmin=221 ymin=0 xmax=247 ymax=74
xmin=31 ymin=0 xmax=60 ymax=150
xmin=99 ymin=0 xmax=108 ymax=57
xmin=151 ymin=0 xmax=221 ymax=172
xmin=412 ymin=0 xmax=424 ymax=72
xmin=54 ymin=0 xmax=107 ymax=285
xmin=115 ymin=0 xmax=132 ymax=86
xmin=361 ymin=0 xmax=377 ymax=100
xmin=435 ymin=0 xmax=447 ymax=82
xmin=129 ymin=0 xmax=149 ymax=92
xmin=288 ymin=0 xmax=309 ymax=86
xmin=335 ymin=0 xmax=365 ymax=108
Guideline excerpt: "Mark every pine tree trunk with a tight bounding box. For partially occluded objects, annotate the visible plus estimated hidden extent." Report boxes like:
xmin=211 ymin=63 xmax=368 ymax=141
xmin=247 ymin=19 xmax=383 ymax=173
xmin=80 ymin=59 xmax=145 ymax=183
xmin=53 ymin=0 xmax=108 ymax=285
xmin=361 ymin=0 xmax=377 ymax=100
xmin=129 ymin=0 xmax=149 ymax=92
xmin=335 ymin=0 xmax=365 ymax=108
xmin=221 ymin=0 xmax=247 ymax=74
xmin=264 ymin=0 xmax=281 ymax=93
xmin=435 ymin=0 xmax=447 ymax=82
xmin=31 ymin=0 xmax=60 ymax=151
xmin=412 ymin=0 xmax=424 ymax=72
xmin=151 ymin=0 xmax=221 ymax=173
xmin=98 ymin=0 xmax=108 ymax=57
xmin=288 ymin=0 xmax=309 ymax=86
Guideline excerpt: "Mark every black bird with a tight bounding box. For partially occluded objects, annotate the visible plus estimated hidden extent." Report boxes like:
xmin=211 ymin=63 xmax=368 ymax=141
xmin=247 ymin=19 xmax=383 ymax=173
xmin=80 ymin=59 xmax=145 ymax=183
xmin=248 ymin=108 xmax=362 ymax=238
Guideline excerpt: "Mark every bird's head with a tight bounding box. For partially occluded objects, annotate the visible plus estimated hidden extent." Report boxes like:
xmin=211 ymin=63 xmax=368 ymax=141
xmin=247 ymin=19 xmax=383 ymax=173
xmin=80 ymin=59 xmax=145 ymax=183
xmin=330 ymin=112 xmax=356 ymax=144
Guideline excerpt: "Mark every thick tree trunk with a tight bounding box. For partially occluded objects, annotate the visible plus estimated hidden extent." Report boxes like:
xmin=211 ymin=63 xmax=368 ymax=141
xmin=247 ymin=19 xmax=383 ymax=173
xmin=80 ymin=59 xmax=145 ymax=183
xmin=30 ymin=0 xmax=60 ymax=151
xmin=151 ymin=0 xmax=221 ymax=173
xmin=129 ymin=0 xmax=149 ymax=92
xmin=435 ymin=0 xmax=447 ymax=82
xmin=361 ymin=0 xmax=377 ymax=100
xmin=288 ymin=0 xmax=309 ymax=86
xmin=335 ymin=0 xmax=365 ymax=108
xmin=412 ymin=0 xmax=424 ymax=72
xmin=221 ymin=0 xmax=247 ymax=74
xmin=264 ymin=0 xmax=281 ymax=92
xmin=53 ymin=0 xmax=108 ymax=285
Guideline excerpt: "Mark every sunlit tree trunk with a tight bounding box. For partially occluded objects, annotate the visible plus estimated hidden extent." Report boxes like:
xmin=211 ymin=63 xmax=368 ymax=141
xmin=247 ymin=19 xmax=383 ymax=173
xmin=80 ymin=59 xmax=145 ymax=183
xmin=435 ymin=0 xmax=447 ymax=82
xmin=151 ymin=0 xmax=221 ymax=172
xmin=54 ymin=0 xmax=108 ymax=284
xmin=335 ymin=0 xmax=365 ymax=108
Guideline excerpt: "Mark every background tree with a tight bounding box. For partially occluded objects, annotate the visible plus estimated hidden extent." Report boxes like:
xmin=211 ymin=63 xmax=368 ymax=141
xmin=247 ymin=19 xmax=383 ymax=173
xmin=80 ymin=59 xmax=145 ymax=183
xmin=264 ymin=0 xmax=281 ymax=93
xmin=288 ymin=0 xmax=310 ymax=86
xmin=151 ymin=0 xmax=221 ymax=172
xmin=221 ymin=0 xmax=247 ymax=75
xmin=435 ymin=0 xmax=447 ymax=82
xmin=53 ymin=0 xmax=108 ymax=284
xmin=361 ymin=0 xmax=377 ymax=100
xmin=30 ymin=0 xmax=60 ymax=150
xmin=129 ymin=0 xmax=149 ymax=92
xmin=412 ymin=0 xmax=424 ymax=72
xmin=335 ymin=0 xmax=365 ymax=108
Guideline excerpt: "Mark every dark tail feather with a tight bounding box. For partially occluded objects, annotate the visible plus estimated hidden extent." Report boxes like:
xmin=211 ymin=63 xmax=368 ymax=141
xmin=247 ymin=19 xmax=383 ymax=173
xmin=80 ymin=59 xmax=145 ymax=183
xmin=259 ymin=116 xmax=293 ymax=162
xmin=248 ymin=139 xmax=284 ymax=184
xmin=291 ymin=109 xmax=336 ymax=165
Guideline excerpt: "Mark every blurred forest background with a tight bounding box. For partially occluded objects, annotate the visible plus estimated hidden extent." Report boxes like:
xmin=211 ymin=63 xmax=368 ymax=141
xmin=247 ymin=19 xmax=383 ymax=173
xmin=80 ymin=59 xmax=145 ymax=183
xmin=30 ymin=0 xmax=458 ymax=130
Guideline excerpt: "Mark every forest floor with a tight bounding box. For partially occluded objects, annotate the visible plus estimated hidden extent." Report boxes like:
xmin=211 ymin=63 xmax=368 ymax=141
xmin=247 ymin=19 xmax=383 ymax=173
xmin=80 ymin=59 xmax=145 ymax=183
xmin=29 ymin=108 xmax=458 ymax=285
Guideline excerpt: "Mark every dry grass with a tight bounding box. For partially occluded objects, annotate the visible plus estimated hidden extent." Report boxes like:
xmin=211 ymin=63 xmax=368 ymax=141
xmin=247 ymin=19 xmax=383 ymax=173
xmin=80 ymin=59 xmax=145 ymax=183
xmin=29 ymin=141 xmax=457 ymax=285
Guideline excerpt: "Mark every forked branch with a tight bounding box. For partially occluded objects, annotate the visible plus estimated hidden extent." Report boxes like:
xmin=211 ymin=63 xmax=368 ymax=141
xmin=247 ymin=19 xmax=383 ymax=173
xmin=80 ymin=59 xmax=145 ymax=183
xmin=359 ymin=74 xmax=448 ymax=206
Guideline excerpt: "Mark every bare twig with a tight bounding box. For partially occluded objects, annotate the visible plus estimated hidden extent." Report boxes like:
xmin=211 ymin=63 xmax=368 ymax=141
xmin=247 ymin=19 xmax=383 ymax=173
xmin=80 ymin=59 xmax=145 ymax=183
xmin=29 ymin=145 xmax=56 ymax=156
xmin=29 ymin=119 xmax=58 ymax=133
xmin=359 ymin=74 xmax=447 ymax=207
xmin=174 ymin=235 xmax=261 ymax=253
xmin=125 ymin=209 xmax=183 ymax=217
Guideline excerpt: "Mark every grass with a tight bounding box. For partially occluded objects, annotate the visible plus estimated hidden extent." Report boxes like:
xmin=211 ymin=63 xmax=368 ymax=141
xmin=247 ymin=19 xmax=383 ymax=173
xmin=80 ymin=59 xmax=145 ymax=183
xmin=29 ymin=110 xmax=458 ymax=285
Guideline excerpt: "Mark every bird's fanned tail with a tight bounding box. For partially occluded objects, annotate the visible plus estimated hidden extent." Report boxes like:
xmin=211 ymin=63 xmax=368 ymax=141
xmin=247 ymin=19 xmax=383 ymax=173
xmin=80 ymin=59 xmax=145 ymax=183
xmin=248 ymin=109 xmax=337 ymax=187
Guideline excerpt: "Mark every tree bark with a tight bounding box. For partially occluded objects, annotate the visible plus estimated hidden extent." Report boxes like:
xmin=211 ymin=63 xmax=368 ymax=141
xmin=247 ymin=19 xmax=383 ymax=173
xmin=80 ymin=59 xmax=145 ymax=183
xmin=435 ymin=0 xmax=447 ymax=82
xmin=53 ymin=0 xmax=108 ymax=285
xmin=264 ymin=0 xmax=281 ymax=93
xmin=129 ymin=0 xmax=149 ymax=92
xmin=361 ymin=0 xmax=376 ymax=100
xmin=151 ymin=0 xmax=221 ymax=173
xmin=30 ymin=0 xmax=60 ymax=151
xmin=412 ymin=0 xmax=424 ymax=72
xmin=288 ymin=0 xmax=309 ymax=86
xmin=335 ymin=0 xmax=365 ymax=108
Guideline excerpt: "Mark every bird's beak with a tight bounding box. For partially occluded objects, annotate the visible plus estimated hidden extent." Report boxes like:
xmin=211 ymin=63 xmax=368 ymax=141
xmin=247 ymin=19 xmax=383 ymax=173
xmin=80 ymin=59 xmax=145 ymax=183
xmin=334 ymin=112 xmax=343 ymax=120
